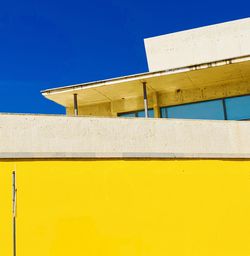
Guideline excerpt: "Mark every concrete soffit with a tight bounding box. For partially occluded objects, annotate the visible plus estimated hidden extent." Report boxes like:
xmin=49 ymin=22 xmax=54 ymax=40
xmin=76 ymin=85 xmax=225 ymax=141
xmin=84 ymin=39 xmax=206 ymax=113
xmin=41 ymin=55 xmax=250 ymax=108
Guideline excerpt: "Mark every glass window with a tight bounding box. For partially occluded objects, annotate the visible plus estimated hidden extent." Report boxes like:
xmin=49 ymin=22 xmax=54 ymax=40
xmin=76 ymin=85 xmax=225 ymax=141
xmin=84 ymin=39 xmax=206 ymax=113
xmin=225 ymin=95 xmax=250 ymax=120
xmin=161 ymin=100 xmax=225 ymax=120
xmin=119 ymin=95 xmax=250 ymax=120
xmin=119 ymin=109 xmax=154 ymax=118
xmin=119 ymin=112 xmax=136 ymax=118
xmin=160 ymin=108 xmax=168 ymax=118
xmin=137 ymin=109 xmax=154 ymax=118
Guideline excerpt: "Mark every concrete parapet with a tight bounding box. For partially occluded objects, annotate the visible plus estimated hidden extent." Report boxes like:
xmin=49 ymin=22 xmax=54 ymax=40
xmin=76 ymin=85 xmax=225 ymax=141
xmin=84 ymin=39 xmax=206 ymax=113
xmin=0 ymin=114 xmax=250 ymax=158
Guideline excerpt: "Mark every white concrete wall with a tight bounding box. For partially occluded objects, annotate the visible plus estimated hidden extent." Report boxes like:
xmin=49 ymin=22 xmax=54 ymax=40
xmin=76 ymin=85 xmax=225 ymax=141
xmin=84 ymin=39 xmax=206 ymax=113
xmin=0 ymin=114 xmax=250 ymax=158
xmin=145 ymin=18 xmax=250 ymax=71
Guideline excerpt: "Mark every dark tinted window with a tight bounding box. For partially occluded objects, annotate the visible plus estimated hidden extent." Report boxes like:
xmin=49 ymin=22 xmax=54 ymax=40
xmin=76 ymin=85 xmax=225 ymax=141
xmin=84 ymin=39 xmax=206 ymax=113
xmin=119 ymin=109 xmax=154 ymax=118
xmin=225 ymin=95 xmax=250 ymax=120
xmin=137 ymin=109 xmax=154 ymax=118
xmin=161 ymin=100 xmax=225 ymax=120
xmin=119 ymin=112 xmax=136 ymax=117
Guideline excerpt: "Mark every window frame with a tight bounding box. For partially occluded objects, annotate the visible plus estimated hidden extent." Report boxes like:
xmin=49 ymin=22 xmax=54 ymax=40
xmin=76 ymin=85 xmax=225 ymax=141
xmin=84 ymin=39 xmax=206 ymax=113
xmin=118 ymin=108 xmax=154 ymax=118
xmin=160 ymin=94 xmax=250 ymax=121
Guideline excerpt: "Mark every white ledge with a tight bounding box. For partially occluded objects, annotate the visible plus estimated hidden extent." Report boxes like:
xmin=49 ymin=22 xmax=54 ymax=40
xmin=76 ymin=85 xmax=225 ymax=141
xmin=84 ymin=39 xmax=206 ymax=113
xmin=0 ymin=114 xmax=250 ymax=159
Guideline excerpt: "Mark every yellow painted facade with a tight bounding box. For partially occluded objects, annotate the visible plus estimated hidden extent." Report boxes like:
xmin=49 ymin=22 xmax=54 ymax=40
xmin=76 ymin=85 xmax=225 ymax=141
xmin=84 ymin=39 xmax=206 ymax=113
xmin=1 ymin=159 xmax=250 ymax=255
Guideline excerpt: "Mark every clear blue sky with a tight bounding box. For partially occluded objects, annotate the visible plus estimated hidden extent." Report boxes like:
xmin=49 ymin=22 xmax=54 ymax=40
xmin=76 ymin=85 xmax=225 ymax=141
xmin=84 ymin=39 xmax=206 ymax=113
xmin=0 ymin=0 xmax=249 ymax=114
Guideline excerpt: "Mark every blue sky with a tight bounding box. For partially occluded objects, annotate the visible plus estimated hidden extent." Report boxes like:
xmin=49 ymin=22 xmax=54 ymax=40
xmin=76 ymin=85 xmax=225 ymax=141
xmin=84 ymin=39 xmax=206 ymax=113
xmin=0 ymin=0 xmax=249 ymax=114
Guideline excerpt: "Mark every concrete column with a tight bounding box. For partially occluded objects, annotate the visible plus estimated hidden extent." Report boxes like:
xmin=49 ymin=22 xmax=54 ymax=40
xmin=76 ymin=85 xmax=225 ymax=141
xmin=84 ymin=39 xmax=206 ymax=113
xmin=152 ymin=92 xmax=160 ymax=118
xmin=110 ymin=102 xmax=117 ymax=117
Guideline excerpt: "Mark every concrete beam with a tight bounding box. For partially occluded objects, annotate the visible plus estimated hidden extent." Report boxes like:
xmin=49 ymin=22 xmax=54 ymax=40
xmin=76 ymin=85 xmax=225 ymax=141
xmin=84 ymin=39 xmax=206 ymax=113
xmin=0 ymin=114 xmax=250 ymax=159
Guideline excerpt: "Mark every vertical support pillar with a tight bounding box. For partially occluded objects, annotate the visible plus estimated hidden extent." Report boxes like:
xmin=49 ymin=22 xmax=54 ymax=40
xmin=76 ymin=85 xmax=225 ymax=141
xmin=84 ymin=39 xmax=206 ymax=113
xmin=142 ymin=82 xmax=148 ymax=118
xmin=74 ymin=94 xmax=78 ymax=116
xmin=12 ymin=171 xmax=16 ymax=256
xmin=152 ymin=92 xmax=160 ymax=118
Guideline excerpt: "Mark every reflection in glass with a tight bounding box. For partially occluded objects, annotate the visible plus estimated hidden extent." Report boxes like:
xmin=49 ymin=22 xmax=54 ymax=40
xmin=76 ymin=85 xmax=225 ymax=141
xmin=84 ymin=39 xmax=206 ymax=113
xmin=161 ymin=100 xmax=225 ymax=120
xmin=225 ymin=95 xmax=250 ymax=120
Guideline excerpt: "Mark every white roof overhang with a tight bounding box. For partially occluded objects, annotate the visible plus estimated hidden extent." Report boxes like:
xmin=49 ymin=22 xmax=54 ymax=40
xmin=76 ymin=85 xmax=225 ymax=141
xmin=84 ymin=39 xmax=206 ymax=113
xmin=42 ymin=55 xmax=250 ymax=108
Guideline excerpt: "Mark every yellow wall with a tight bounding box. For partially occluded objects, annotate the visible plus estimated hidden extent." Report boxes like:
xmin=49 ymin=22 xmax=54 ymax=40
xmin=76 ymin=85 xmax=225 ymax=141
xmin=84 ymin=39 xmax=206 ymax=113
xmin=1 ymin=159 xmax=250 ymax=256
xmin=67 ymin=102 xmax=114 ymax=117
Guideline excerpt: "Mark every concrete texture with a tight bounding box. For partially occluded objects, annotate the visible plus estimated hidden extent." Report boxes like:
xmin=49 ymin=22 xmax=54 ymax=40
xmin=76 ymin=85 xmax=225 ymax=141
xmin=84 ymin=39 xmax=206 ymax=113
xmin=145 ymin=18 xmax=250 ymax=71
xmin=0 ymin=114 xmax=250 ymax=158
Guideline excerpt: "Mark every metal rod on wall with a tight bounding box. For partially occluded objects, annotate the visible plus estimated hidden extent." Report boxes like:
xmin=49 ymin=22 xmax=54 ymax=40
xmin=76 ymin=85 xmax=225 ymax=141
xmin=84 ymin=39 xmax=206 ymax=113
xmin=74 ymin=94 xmax=78 ymax=116
xmin=12 ymin=171 xmax=17 ymax=256
xmin=142 ymin=82 xmax=148 ymax=118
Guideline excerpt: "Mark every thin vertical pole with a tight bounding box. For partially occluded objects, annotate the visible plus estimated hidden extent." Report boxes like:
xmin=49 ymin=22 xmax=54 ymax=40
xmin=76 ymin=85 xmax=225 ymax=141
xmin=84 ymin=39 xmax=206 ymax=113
xmin=142 ymin=82 xmax=148 ymax=118
xmin=222 ymin=99 xmax=228 ymax=120
xmin=74 ymin=94 xmax=78 ymax=116
xmin=12 ymin=171 xmax=16 ymax=256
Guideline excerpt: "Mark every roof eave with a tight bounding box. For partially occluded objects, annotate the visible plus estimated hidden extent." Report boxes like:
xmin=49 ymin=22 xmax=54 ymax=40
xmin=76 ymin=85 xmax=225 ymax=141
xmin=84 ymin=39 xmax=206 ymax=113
xmin=41 ymin=55 xmax=250 ymax=96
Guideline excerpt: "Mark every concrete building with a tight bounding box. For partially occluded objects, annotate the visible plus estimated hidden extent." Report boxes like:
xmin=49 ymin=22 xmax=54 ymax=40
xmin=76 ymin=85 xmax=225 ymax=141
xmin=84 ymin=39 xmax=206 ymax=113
xmin=42 ymin=18 xmax=250 ymax=120
xmin=1 ymin=18 xmax=250 ymax=256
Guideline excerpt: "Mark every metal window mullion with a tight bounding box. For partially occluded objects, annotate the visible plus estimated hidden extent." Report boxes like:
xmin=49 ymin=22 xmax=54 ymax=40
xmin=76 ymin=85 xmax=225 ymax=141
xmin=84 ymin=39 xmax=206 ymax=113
xmin=222 ymin=99 xmax=228 ymax=120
